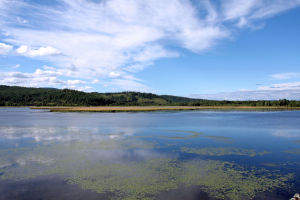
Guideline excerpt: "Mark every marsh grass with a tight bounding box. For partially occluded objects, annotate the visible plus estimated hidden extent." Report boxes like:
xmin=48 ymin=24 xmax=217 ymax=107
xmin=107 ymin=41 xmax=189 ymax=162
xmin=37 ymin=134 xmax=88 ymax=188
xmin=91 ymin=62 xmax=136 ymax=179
xmin=30 ymin=106 xmax=300 ymax=112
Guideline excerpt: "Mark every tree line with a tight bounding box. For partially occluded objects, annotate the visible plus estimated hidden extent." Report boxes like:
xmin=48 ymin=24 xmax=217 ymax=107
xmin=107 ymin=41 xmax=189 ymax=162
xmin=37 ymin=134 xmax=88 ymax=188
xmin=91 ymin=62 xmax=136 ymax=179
xmin=1 ymin=85 xmax=300 ymax=107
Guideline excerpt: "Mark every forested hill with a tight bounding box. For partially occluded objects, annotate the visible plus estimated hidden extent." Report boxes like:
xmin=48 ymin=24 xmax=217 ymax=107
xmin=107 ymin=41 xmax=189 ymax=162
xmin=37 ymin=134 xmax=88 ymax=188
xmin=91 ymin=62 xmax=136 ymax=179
xmin=1 ymin=85 xmax=300 ymax=107
xmin=0 ymin=85 xmax=198 ymax=106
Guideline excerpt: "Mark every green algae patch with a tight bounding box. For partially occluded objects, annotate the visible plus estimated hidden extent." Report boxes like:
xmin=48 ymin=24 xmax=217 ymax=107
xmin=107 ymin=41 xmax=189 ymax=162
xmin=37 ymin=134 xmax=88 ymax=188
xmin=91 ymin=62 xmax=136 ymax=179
xmin=0 ymin=136 xmax=292 ymax=200
xmin=66 ymin=159 xmax=292 ymax=200
xmin=0 ymin=141 xmax=291 ymax=200
xmin=181 ymin=147 xmax=271 ymax=157
xmin=179 ymin=160 xmax=293 ymax=200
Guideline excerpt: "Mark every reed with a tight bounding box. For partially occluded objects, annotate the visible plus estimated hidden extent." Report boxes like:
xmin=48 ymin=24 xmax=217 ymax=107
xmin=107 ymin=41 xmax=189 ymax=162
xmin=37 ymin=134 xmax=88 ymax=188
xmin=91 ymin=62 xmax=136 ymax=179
xmin=30 ymin=106 xmax=300 ymax=112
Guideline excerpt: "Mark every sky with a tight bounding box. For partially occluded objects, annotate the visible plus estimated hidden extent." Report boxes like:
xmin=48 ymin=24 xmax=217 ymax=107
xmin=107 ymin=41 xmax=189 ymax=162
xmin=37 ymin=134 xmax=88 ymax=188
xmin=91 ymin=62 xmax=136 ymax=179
xmin=0 ymin=0 xmax=300 ymax=100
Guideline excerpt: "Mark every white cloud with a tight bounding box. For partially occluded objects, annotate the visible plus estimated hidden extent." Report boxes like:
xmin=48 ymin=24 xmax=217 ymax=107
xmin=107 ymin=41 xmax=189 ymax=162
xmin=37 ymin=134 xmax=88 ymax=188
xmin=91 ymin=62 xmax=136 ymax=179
xmin=0 ymin=0 xmax=230 ymax=91
xmin=258 ymin=81 xmax=300 ymax=90
xmin=109 ymin=78 xmax=153 ymax=92
xmin=15 ymin=45 xmax=28 ymax=54
xmin=133 ymin=45 xmax=179 ymax=62
xmin=270 ymin=72 xmax=300 ymax=80
xmin=0 ymin=68 xmax=90 ymax=91
xmin=67 ymin=79 xmax=86 ymax=85
xmin=222 ymin=0 xmax=300 ymax=27
xmin=17 ymin=17 xmax=28 ymax=24
xmin=222 ymin=0 xmax=259 ymax=20
xmin=16 ymin=45 xmax=60 ymax=57
xmin=191 ymin=75 xmax=300 ymax=100
xmin=12 ymin=64 xmax=20 ymax=69
xmin=91 ymin=79 xmax=99 ymax=84
xmin=192 ymin=89 xmax=300 ymax=100
xmin=0 ymin=0 xmax=300 ymax=92
xmin=109 ymin=71 xmax=121 ymax=78
xmin=250 ymin=0 xmax=300 ymax=19
xmin=0 ymin=42 xmax=13 ymax=55
xmin=192 ymin=81 xmax=300 ymax=100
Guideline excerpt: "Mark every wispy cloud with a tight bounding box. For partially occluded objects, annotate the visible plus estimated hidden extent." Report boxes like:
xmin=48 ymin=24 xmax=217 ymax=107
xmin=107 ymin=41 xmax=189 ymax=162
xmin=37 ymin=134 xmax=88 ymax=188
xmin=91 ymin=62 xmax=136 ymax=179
xmin=270 ymin=72 xmax=300 ymax=80
xmin=258 ymin=81 xmax=300 ymax=90
xmin=221 ymin=0 xmax=300 ymax=27
xmin=0 ymin=0 xmax=300 ymax=91
xmin=192 ymin=81 xmax=300 ymax=100
xmin=192 ymin=89 xmax=300 ymax=100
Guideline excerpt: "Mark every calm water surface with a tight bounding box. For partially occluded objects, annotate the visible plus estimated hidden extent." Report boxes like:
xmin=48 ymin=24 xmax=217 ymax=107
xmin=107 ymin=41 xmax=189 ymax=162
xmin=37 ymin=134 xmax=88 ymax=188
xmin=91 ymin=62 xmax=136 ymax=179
xmin=0 ymin=108 xmax=300 ymax=199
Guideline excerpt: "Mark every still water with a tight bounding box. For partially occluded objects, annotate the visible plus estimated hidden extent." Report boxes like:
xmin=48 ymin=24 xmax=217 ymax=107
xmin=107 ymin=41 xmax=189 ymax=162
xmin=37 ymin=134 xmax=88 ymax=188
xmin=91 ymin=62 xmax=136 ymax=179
xmin=0 ymin=108 xmax=300 ymax=200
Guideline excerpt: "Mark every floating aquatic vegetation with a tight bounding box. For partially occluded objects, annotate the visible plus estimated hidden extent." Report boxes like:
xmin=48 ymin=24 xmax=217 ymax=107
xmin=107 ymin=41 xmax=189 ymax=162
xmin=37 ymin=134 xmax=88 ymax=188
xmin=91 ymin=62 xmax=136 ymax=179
xmin=180 ymin=147 xmax=271 ymax=157
xmin=67 ymin=158 xmax=292 ymax=200
xmin=0 ymin=130 xmax=293 ymax=200
xmin=261 ymin=163 xmax=281 ymax=167
xmin=159 ymin=131 xmax=229 ymax=144
xmin=177 ymin=131 xmax=204 ymax=138
xmin=133 ymin=130 xmax=232 ymax=145
xmin=296 ymin=140 xmax=300 ymax=144
xmin=0 ymin=142 xmax=291 ymax=200
xmin=284 ymin=149 xmax=300 ymax=155
xmin=260 ymin=162 xmax=300 ymax=171
xmin=160 ymin=130 xmax=203 ymax=140
xmin=160 ymin=130 xmax=233 ymax=144
xmin=203 ymin=135 xmax=232 ymax=143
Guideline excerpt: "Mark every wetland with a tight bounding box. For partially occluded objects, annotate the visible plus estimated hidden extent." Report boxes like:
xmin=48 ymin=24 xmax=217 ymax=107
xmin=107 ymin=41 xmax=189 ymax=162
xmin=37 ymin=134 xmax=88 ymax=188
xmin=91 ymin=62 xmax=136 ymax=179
xmin=0 ymin=108 xmax=300 ymax=199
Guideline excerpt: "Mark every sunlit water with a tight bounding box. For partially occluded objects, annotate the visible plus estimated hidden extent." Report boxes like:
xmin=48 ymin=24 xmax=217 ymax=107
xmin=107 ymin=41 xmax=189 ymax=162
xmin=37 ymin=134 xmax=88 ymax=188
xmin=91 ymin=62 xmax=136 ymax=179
xmin=0 ymin=108 xmax=300 ymax=200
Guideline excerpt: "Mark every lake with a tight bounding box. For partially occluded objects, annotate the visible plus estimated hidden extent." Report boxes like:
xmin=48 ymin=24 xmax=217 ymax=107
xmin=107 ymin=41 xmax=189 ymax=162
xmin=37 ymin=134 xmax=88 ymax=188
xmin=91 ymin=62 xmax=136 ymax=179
xmin=0 ymin=108 xmax=300 ymax=200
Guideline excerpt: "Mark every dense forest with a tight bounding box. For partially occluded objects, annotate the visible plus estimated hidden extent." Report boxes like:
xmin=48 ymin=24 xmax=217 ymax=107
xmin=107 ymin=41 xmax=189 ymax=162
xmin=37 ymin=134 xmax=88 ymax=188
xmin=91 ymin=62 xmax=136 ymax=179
xmin=1 ymin=85 xmax=300 ymax=107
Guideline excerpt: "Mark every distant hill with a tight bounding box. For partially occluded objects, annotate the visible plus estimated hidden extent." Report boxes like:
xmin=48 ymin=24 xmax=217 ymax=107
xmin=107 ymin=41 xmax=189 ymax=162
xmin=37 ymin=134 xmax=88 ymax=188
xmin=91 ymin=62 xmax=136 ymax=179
xmin=1 ymin=85 xmax=300 ymax=107
xmin=0 ymin=85 xmax=198 ymax=106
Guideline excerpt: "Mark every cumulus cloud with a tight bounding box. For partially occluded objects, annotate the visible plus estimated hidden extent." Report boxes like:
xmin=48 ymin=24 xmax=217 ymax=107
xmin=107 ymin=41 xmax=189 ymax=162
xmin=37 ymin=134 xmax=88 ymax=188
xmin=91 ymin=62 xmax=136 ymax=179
xmin=0 ymin=0 xmax=299 ymax=91
xmin=16 ymin=45 xmax=60 ymax=57
xmin=0 ymin=42 xmax=13 ymax=55
xmin=109 ymin=71 xmax=121 ymax=78
xmin=0 ymin=67 xmax=91 ymax=91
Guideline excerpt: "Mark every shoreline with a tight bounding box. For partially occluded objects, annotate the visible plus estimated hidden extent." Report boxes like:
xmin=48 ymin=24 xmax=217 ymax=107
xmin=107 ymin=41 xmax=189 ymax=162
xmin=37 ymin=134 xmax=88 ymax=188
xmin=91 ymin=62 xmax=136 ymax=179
xmin=28 ymin=106 xmax=300 ymax=112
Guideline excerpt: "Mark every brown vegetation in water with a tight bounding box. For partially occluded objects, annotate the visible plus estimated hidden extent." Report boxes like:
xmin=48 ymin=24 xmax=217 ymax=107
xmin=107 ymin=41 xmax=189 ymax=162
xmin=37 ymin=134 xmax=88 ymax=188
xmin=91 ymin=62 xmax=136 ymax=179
xmin=30 ymin=106 xmax=300 ymax=112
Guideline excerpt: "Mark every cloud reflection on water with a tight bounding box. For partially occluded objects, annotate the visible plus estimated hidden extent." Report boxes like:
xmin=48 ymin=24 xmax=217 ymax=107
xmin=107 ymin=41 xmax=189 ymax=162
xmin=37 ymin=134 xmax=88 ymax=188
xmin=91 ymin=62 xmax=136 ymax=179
xmin=0 ymin=126 xmax=137 ymax=143
xmin=271 ymin=129 xmax=300 ymax=139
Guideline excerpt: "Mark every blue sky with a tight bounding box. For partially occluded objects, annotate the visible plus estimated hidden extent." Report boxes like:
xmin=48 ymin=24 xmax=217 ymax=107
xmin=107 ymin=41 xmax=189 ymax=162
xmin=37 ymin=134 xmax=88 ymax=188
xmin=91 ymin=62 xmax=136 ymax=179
xmin=0 ymin=0 xmax=300 ymax=100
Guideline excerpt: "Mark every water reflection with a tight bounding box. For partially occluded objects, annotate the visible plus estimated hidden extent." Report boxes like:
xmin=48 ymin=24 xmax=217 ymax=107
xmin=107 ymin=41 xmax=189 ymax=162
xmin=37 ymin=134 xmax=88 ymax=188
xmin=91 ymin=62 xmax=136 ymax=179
xmin=0 ymin=108 xmax=300 ymax=199
xmin=0 ymin=126 xmax=137 ymax=144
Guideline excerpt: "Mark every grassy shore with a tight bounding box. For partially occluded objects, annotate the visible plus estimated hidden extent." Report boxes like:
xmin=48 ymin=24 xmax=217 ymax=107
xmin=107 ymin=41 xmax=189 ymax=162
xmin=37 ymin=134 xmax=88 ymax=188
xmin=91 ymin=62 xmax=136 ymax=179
xmin=30 ymin=106 xmax=300 ymax=112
